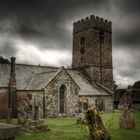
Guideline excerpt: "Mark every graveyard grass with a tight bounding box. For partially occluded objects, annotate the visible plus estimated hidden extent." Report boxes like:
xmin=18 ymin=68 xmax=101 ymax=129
xmin=0 ymin=110 xmax=140 ymax=140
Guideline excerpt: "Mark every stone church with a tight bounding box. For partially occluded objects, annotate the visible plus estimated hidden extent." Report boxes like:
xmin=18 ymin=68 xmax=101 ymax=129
xmin=0 ymin=15 xmax=114 ymax=118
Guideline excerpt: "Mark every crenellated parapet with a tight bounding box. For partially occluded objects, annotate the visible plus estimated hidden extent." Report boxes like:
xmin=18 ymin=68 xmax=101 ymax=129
xmin=73 ymin=15 xmax=112 ymax=33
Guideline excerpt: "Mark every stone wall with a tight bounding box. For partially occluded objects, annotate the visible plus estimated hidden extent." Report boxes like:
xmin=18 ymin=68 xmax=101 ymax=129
xmin=79 ymin=95 xmax=114 ymax=112
xmin=0 ymin=87 xmax=9 ymax=118
xmin=44 ymin=69 xmax=79 ymax=117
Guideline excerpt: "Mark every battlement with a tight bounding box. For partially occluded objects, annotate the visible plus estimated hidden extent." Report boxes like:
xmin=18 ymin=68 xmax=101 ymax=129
xmin=73 ymin=15 xmax=112 ymax=33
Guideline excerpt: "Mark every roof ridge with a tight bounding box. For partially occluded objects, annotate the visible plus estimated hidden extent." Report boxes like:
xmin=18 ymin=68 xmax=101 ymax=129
xmin=0 ymin=63 xmax=60 ymax=69
xmin=35 ymin=70 xmax=57 ymax=75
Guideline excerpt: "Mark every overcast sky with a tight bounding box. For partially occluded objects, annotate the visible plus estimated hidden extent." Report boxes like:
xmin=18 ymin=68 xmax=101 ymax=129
xmin=0 ymin=0 xmax=140 ymax=88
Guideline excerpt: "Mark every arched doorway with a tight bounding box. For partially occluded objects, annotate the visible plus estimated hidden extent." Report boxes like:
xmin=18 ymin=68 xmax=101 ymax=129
xmin=59 ymin=84 xmax=66 ymax=113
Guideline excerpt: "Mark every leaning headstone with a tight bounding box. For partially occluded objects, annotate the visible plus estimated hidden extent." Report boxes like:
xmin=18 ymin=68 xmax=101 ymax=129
xmin=85 ymin=106 xmax=111 ymax=140
xmin=0 ymin=123 xmax=21 ymax=140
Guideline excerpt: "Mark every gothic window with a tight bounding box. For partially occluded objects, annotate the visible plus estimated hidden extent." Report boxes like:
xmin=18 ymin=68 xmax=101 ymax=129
xmin=95 ymin=99 xmax=105 ymax=111
xmin=59 ymin=84 xmax=66 ymax=113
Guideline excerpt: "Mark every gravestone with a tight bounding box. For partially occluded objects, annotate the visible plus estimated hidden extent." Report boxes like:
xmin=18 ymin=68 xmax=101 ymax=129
xmin=119 ymin=110 xmax=135 ymax=129
xmin=23 ymin=95 xmax=49 ymax=132
xmin=85 ymin=106 xmax=111 ymax=140
xmin=119 ymin=86 xmax=135 ymax=129
xmin=76 ymin=96 xmax=88 ymax=124
xmin=0 ymin=123 xmax=21 ymax=140
xmin=18 ymin=100 xmax=28 ymax=125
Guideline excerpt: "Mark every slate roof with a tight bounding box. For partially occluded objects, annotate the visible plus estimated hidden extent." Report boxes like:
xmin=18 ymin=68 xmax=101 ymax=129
xmin=0 ymin=63 xmax=112 ymax=96
xmin=67 ymin=70 xmax=112 ymax=96
xmin=0 ymin=63 xmax=58 ymax=90
xmin=27 ymin=71 xmax=57 ymax=90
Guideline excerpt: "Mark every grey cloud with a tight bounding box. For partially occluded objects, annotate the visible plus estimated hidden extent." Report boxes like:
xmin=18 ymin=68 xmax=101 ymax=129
xmin=0 ymin=42 xmax=17 ymax=57
xmin=115 ymin=0 xmax=140 ymax=16
xmin=113 ymin=47 xmax=140 ymax=87
xmin=114 ymin=28 xmax=140 ymax=46
xmin=112 ymin=0 xmax=140 ymax=48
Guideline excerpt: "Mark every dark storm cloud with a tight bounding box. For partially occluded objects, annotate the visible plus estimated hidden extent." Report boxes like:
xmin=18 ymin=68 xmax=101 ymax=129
xmin=113 ymin=0 xmax=140 ymax=48
xmin=0 ymin=0 xmax=110 ymax=50
xmin=114 ymin=27 xmax=140 ymax=46
xmin=0 ymin=0 xmax=139 ymax=49
xmin=115 ymin=0 xmax=140 ymax=16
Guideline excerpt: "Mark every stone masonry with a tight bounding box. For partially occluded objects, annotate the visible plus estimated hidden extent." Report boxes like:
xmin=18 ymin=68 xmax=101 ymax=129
xmin=72 ymin=15 xmax=113 ymax=91
xmin=80 ymin=95 xmax=114 ymax=112
xmin=44 ymin=69 xmax=79 ymax=117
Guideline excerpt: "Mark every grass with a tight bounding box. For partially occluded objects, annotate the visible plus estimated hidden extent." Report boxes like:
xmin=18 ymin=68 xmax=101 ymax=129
xmin=0 ymin=110 xmax=140 ymax=140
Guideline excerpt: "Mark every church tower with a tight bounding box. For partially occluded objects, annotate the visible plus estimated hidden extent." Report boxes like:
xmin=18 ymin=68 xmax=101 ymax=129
xmin=72 ymin=15 xmax=113 ymax=91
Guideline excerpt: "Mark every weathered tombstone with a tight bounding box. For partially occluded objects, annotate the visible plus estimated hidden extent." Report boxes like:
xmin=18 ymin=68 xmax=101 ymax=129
xmin=119 ymin=110 xmax=135 ymax=129
xmin=85 ymin=106 xmax=111 ymax=140
xmin=119 ymin=86 xmax=135 ymax=129
xmin=33 ymin=96 xmax=41 ymax=120
xmin=76 ymin=96 xmax=88 ymax=124
xmin=23 ymin=95 xmax=49 ymax=132
xmin=18 ymin=100 xmax=28 ymax=125
xmin=27 ymin=94 xmax=33 ymax=119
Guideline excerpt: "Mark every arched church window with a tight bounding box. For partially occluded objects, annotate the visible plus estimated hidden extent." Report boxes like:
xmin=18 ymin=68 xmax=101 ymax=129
xmin=59 ymin=84 xmax=66 ymax=113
